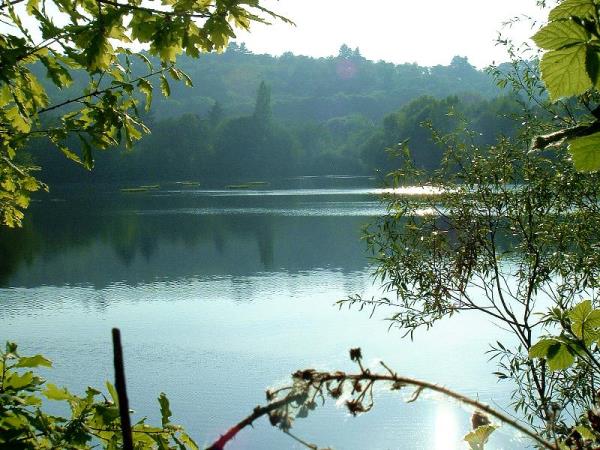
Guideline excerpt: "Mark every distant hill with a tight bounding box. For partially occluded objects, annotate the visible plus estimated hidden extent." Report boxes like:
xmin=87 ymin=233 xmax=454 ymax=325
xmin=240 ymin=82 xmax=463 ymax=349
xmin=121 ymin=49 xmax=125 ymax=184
xmin=154 ymin=43 xmax=504 ymax=121
xmin=29 ymin=44 xmax=520 ymax=184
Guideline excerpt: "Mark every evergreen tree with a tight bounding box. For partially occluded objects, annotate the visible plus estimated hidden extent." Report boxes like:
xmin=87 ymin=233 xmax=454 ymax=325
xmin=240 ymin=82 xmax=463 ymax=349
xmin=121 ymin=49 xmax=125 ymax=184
xmin=209 ymin=101 xmax=224 ymax=127
xmin=253 ymin=81 xmax=272 ymax=126
xmin=338 ymin=44 xmax=353 ymax=59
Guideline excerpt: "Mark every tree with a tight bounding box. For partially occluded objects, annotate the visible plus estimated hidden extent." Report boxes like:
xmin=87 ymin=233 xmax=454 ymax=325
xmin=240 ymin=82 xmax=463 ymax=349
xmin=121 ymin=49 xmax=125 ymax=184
xmin=337 ymin=43 xmax=352 ymax=59
xmin=348 ymin=108 xmax=600 ymax=428
xmin=253 ymin=80 xmax=271 ymax=126
xmin=0 ymin=0 xmax=290 ymax=227
xmin=344 ymin=0 xmax=600 ymax=442
xmin=208 ymin=100 xmax=224 ymax=128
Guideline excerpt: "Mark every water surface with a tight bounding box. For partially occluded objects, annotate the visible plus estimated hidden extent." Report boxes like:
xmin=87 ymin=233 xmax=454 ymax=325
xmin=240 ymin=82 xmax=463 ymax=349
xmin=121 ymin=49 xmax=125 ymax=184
xmin=0 ymin=176 xmax=523 ymax=449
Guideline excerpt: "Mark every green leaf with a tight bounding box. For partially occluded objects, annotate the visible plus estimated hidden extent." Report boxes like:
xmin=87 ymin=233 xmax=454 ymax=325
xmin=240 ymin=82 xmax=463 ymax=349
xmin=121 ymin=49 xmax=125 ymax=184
xmin=532 ymin=20 xmax=589 ymax=50
xmin=5 ymin=106 xmax=31 ymax=133
xmin=568 ymin=132 xmax=600 ymax=172
xmin=106 ymin=381 xmax=119 ymax=407
xmin=86 ymin=386 xmax=101 ymax=400
xmin=158 ymin=392 xmax=171 ymax=427
xmin=575 ymin=425 xmax=596 ymax=440
xmin=137 ymin=79 xmax=153 ymax=111
xmin=178 ymin=432 xmax=199 ymax=450
xmin=79 ymin=137 xmax=94 ymax=170
xmin=2 ymin=414 xmax=28 ymax=428
xmin=464 ymin=424 xmax=498 ymax=449
xmin=124 ymin=119 xmax=142 ymax=148
xmin=540 ymin=44 xmax=592 ymax=100
xmin=549 ymin=0 xmax=597 ymax=21
xmin=547 ymin=342 xmax=576 ymax=371
xmin=94 ymin=403 xmax=121 ymax=424
xmin=569 ymin=300 xmax=600 ymax=342
xmin=160 ymin=75 xmax=170 ymax=97
xmin=44 ymin=383 xmax=73 ymax=401
xmin=85 ymin=34 xmax=113 ymax=71
xmin=22 ymin=177 xmax=39 ymax=192
xmin=26 ymin=0 xmax=39 ymax=14
xmin=15 ymin=355 xmax=52 ymax=368
xmin=530 ymin=338 xmax=576 ymax=371
xmin=168 ymin=67 xmax=181 ymax=81
xmin=59 ymin=145 xmax=83 ymax=165
xmin=0 ymin=84 xmax=12 ymax=107
xmin=180 ymin=71 xmax=193 ymax=87
xmin=159 ymin=44 xmax=182 ymax=63
xmin=136 ymin=53 xmax=153 ymax=71
xmin=40 ymin=57 xmax=73 ymax=89
xmin=586 ymin=46 xmax=600 ymax=86
xmin=22 ymin=394 xmax=42 ymax=406
xmin=5 ymin=371 xmax=34 ymax=389
xmin=529 ymin=338 xmax=555 ymax=358
xmin=1 ymin=178 xmax=17 ymax=193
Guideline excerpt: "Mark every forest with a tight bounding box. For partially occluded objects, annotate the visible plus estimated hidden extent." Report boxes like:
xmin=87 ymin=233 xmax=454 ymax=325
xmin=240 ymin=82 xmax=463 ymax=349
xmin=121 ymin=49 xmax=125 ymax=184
xmin=28 ymin=46 xmax=521 ymax=183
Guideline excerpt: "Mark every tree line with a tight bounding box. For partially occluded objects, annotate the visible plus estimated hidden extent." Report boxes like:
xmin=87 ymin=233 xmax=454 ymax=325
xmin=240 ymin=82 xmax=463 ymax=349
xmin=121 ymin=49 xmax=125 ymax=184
xmin=28 ymin=47 xmax=522 ymax=184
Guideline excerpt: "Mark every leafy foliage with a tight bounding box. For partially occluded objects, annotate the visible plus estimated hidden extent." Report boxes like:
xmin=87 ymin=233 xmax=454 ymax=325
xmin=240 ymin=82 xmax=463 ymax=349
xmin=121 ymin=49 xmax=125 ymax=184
xmin=0 ymin=0 xmax=289 ymax=227
xmin=527 ymin=300 xmax=600 ymax=449
xmin=529 ymin=300 xmax=600 ymax=370
xmin=342 ymin=107 xmax=600 ymax=432
xmin=0 ymin=342 xmax=197 ymax=449
xmin=533 ymin=0 xmax=600 ymax=171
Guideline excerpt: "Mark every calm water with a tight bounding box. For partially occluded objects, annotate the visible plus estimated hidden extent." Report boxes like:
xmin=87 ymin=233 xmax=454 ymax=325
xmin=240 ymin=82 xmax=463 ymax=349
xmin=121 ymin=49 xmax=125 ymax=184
xmin=0 ymin=176 xmax=526 ymax=449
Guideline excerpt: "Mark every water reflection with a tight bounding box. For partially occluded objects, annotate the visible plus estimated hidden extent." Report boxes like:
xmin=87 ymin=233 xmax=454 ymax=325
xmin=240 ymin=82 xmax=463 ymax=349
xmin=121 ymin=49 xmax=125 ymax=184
xmin=0 ymin=187 xmax=380 ymax=288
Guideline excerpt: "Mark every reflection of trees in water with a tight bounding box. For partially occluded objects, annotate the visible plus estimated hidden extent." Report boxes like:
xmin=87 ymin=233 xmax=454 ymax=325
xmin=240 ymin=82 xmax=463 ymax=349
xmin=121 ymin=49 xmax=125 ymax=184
xmin=104 ymin=214 xmax=278 ymax=272
xmin=0 ymin=199 xmax=370 ymax=288
xmin=256 ymin=228 xmax=274 ymax=270
xmin=0 ymin=220 xmax=43 ymax=286
xmin=230 ymin=276 xmax=256 ymax=304
xmin=109 ymin=214 xmax=143 ymax=267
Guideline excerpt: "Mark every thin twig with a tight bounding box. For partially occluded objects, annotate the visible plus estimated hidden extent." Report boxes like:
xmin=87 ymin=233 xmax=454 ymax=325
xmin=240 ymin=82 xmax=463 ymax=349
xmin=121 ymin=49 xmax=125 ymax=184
xmin=38 ymin=67 xmax=171 ymax=114
xmin=205 ymin=393 xmax=306 ymax=450
xmin=95 ymin=0 xmax=210 ymax=18
xmin=0 ymin=0 xmax=25 ymax=10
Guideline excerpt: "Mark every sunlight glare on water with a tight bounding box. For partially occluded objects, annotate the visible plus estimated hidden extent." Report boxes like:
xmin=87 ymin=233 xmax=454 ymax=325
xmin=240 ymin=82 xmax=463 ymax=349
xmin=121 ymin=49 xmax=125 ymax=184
xmin=379 ymin=185 xmax=447 ymax=196
xmin=434 ymin=404 xmax=461 ymax=450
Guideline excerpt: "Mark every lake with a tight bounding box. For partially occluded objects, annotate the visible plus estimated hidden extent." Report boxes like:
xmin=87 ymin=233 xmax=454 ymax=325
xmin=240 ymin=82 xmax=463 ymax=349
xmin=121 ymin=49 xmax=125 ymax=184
xmin=0 ymin=176 xmax=525 ymax=449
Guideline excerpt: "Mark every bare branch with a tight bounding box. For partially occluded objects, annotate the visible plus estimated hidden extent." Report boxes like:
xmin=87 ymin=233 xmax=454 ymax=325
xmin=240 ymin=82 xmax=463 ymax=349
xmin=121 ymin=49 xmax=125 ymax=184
xmin=206 ymin=393 xmax=306 ymax=450
xmin=531 ymin=121 xmax=600 ymax=151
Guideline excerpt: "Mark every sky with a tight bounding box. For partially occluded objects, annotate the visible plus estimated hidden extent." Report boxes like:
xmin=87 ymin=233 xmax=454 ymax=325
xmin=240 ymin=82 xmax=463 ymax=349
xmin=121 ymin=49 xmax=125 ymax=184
xmin=236 ymin=0 xmax=550 ymax=68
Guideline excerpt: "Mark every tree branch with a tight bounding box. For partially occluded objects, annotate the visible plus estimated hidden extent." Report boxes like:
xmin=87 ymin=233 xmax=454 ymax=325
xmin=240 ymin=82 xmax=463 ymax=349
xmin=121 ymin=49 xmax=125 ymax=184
xmin=205 ymin=393 xmax=306 ymax=450
xmin=37 ymin=66 xmax=170 ymax=114
xmin=531 ymin=121 xmax=600 ymax=150
xmin=206 ymin=362 xmax=557 ymax=450
xmin=0 ymin=0 xmax=25 ymax=10
xmin=95 ymin=0 xmax=210 ymax=18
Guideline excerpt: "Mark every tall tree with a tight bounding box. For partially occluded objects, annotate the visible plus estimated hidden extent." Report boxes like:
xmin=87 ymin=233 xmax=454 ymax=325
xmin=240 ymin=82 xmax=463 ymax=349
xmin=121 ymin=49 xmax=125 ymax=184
xmin=253 ymin=80 xmax=272 ymax=126
xmin=209 ymin=101 xmax=224 ymax=128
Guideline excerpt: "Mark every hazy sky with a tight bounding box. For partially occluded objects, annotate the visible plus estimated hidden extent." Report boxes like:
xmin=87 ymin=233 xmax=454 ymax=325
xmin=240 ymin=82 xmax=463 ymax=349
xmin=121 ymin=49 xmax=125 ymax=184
xmin=236 ymin=0 xmax=550 ymax=68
